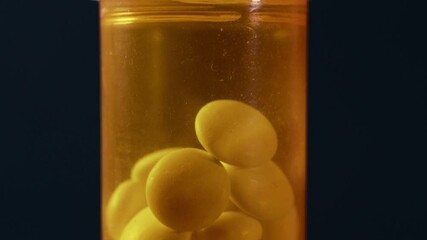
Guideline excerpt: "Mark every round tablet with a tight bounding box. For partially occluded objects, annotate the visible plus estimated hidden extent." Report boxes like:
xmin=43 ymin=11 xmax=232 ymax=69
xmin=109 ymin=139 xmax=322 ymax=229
xmin=146 ymin=148 xmax=230 ymax=231
xmin=192 ymin=211 xmax=262 ymax=240
xmin=195 ymin=100 xmax=277 ymax=167
xmin=225 ymin=161 xmax=294 ymax=221
xmin=120 ymin=208 xmax=192 ymax=240
xmin=131 ymin=148 xmax=181 ymax=181
xmin=106 ymin=180 xmax=147 ymax=240
xmin=261 ymin=207 xmax=299 ymax=240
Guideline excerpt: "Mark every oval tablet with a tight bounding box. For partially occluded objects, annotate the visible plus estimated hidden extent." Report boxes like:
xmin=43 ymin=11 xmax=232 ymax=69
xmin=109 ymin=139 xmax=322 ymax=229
xmin=131 ymin=148 xmax=181 ymax=181
xmin=120 ymin=208 xmax=191 ymax=240
xmin=192 ymin=211 xmax=262 ymax=240
xmin=106 ymin=180 xmax=147 ymax=240
xmin=195 ymin=100 xmax=278 ymax=167
xmin=146 ymin=148 xmax=230 ymax=231
xmin=261 ymin=207 xmax=299 ymax=240
xmin=225 ymin=161 xmax=294 ymax=221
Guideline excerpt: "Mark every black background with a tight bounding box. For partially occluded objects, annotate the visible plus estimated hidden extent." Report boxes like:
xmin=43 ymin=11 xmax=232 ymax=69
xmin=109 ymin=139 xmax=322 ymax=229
xmin=1 ymin=0 xmax=426 ymax=239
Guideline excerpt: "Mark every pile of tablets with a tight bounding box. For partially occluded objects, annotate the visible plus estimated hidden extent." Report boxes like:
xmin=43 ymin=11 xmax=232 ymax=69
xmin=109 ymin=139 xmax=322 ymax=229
xmin=105 ymin=100 xmax=298 ymax=240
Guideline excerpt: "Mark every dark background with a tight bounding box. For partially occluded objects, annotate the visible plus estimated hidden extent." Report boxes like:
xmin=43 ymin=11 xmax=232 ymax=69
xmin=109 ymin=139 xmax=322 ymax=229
xmin=1 ymin=0 xmax=426 ymax=239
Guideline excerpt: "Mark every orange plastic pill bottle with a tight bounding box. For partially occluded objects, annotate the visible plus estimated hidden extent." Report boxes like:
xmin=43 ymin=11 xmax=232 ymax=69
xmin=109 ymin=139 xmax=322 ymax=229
xmin=100 ymin=0 xmax=307 ymax=239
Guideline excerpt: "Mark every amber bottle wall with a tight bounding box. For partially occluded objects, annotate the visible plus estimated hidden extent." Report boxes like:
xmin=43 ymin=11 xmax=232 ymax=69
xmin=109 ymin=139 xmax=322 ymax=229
xmin=101 ymin=0 xmax=307 ymax=239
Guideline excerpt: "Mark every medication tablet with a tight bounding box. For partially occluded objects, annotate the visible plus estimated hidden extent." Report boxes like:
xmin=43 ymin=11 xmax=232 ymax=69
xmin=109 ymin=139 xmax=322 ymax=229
xmin=120 ymin=208 xmax=191 ymax=240
xmin=195 ymin=100 xmax=278 ymax=167
xmin=225 ymin=161 xmax=294 ymax=221
xmin=146 ymin=148 xmax=230 ymax=231
xmin=261 ymin=207 xmax=299 ymax=240
xmin=131 ymin=148 xmax=181 ymax=181
xmin=192 ymin=211 xmax=262 ymax=240
xmin=106 ymin=180 xmax=147 ymax=240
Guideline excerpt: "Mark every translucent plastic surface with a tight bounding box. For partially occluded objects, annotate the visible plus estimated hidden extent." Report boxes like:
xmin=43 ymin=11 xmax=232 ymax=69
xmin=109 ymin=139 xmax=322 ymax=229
xmin=101 ymin=1 xmax=306 ymax=239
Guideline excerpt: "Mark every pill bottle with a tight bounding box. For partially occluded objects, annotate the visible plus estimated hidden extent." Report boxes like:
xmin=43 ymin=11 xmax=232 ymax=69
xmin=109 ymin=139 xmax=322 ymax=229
xmin=100 ymin=0 xmax=307 ymax=240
